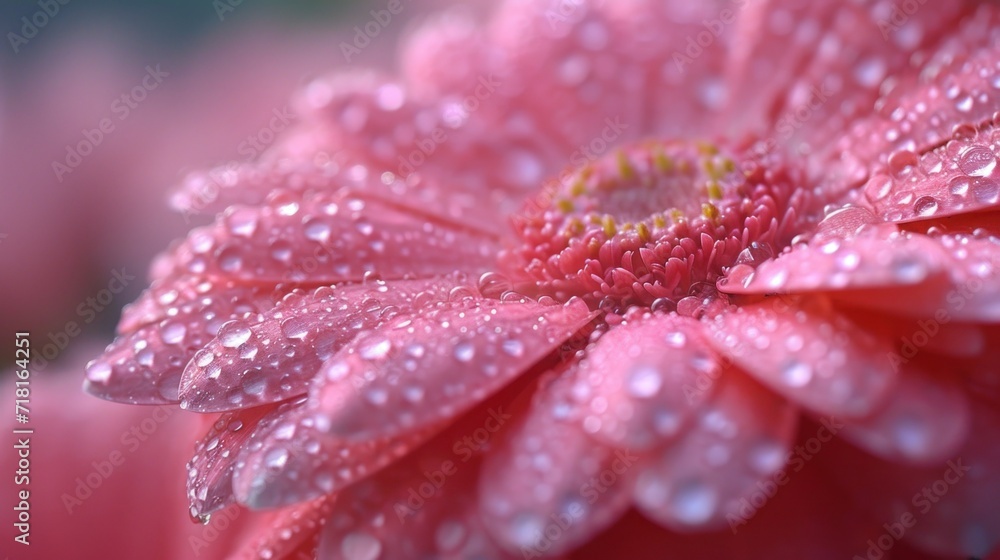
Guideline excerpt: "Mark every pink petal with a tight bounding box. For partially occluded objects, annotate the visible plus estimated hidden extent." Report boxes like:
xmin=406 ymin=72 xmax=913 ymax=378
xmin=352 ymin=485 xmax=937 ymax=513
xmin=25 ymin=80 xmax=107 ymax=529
xmin=836 ymin=367 xmax=970 ymax=466
xmin=833 ymin=11 xmax=1000 ymax=219
xmin=316 ymin=397 xmax=534 ymax=560
xmin=86 ymin=276 xmax=281 ymax=404
xmin=117 ymin=274 xmax=281 ymax=335
xmin=728 ymin=1 xmax=975 ymax=197
xmin=706 ymin=301 xmax=898 ymax=418
xmin=161 ymin=189 xmax=498 ymax=286
xmin=228 ymin=496 xmax=333 ymax=560
xmin=231 ymin=405 xmax=435 ymax=510
xmin=178 ymin=278 xmax=456 ymax=412
xmin=822 ymin=395 xmax=1000 ymax=558
xmin=932 ymin=233 xmax=1000 ymax=321
xmin=632 ymin=370 xmax=797 ymax=532
xmin=573 ymin=314 xmax=719 ymax=450
xmin=719 ymin=229 xmax=949 ymax=296
xmin=478 ymin=370 xmax=632 ymax=556
xmin=310 ymin=297 xmax=594 ymax=442
xmin=187 ymin=405 xmax=277 ymax=518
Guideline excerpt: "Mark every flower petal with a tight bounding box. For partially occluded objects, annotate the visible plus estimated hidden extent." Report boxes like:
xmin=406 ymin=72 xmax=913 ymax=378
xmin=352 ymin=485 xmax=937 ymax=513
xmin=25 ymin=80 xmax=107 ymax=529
xmin=478 ymin=370 xmax=632 ymax=557
xmin=719 ymin=228 xmax=950 ymax=297
xmin=315 ymin=388 xmax=535 ymax=560
xmin=632 ymin=369 xmax=797 ymax=532
xmin=706 ymin=300 xmax=898 ymax=418
xmin=187 ymin=405 xmax=278 ymax=518
xmin=178 ymin=278 xmax=456 ymax=413
xmin=573 ymin=314 xmax=719 ymax=450
xmin=162 ymin=189 xmax=498 ymax=286
xmin=310 ymin=296 xmax=594 ymax=442
xmin=822 ymin=395 xmax=1000 ymax=558
xmin=86 ymin=276 xmax=282 ymax=405
xmin=835 ymin=367 xmax=970 ymax=466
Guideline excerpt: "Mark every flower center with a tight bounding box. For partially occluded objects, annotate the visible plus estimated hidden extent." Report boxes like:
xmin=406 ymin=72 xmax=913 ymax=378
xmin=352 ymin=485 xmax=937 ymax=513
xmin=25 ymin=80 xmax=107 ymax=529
xmin=505 ymin=139 xmax=809 ymax=317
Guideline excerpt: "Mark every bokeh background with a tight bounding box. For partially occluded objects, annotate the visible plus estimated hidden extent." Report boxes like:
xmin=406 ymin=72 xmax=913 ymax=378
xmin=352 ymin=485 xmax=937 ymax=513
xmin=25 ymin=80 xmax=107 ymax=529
xmin=0 ymin=0 xmax=387 ymax=363
xmin=0 ymin=3 xmax=443 ymax=557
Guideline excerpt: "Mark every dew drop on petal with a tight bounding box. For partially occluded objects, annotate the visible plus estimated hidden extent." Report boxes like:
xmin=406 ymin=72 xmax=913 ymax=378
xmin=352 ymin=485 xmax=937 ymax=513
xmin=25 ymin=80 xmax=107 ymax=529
xmin=454 ymin=341 xmax=475 ymax=362
xmin=959 ymin=146 xmax=997 ymax=178
xmin=913 ymin=196 xmax=939 ymax=217
xmin=781 ymin=361 xmax=813 ymax=387
xmin=670 ymin=480 xmax=717 ymax=524
xmin=219 ymin=322 xmax=252 ymax=348
xmin=627 ymin=365 xmax=662 ymax=398
xmin=341 ymin=531 xmax=382 ymax=560
xmin=86 ymin=361 xmax=112 ymax=384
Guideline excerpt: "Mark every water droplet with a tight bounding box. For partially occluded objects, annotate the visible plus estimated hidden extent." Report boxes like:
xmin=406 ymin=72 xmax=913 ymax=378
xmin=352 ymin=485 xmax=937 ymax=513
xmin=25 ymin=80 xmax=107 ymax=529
xmin=627 ymin=365 xmax=662 ymax=398
xmin=227 ymin=207 xmax=258 ymax=237
xmin=86 ymin=361 xmax=112 ymax=383
xmin=264 ymin=447 xmax=289 ymax=469
xmin=781 ymin=361 xmax=813 ymax=387
xmin=161 ymin=322 xmax=187 ymax=345
xmin=195 ymin=351 xmax=215 ymax=368
xmin=454 ymin=341 xmax=475 ymax=362
xmin=360 ymin=338 xmax=391 ymax=360
xmin=887 ymin=150 xmax=919 ymax=179
xmin=949 ymin=176 xmax=970 ymax=196
xmin=341 ymin=531 xmax=382 ymax=560
xmin=219 ymin=322 xmax=252 ymax=348
xmin=972 ymin=178 xmax=1000 ymax=203
xmin=670 ymin=480 xmax=717 ymax=524
xmin=276 ymin=200 xmax=300 ymax=216
xmin=280 ymin=316 xmax=311 ymax=340
xmin=435 ymin=519 xmax=467 ymax=552
xmin=913 ymin=196 xmax=938 ymax=217
xmin=304 ymin=219 xmax=332 ymax=243
xmin=502 ymin=339 xmax=525 ymax=357
xmin=959 ymin=146 xmax=997 ymax=178
xmin=864 ymin=174 xmax=893 ymax=202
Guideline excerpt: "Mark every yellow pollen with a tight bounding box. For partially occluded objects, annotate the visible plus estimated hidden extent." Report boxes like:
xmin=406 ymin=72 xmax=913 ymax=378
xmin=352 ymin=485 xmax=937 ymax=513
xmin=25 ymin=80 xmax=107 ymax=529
xmin=702 ymin=202 xmax=720 ymax=220
xmin=706 ymin=180 xmax=723 ymax=200
xmin=616 ymin=151 xmax=635 ymax=180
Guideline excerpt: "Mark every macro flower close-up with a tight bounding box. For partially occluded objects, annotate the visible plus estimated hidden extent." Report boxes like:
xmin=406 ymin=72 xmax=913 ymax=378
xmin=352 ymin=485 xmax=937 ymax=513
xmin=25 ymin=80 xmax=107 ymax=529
xmin=6 ymin=0 xmax=1000 ymax=558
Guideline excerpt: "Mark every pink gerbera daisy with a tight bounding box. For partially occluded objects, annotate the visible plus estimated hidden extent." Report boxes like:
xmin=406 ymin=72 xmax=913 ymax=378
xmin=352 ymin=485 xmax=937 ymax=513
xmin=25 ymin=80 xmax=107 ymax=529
xmin=87 ymin=1 xmax=1000 ymax=558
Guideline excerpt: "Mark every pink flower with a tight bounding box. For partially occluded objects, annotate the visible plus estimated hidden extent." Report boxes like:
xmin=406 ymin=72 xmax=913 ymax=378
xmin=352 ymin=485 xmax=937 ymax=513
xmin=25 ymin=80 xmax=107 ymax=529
xmin=87 ymin=1 xmax=1000 ymax=558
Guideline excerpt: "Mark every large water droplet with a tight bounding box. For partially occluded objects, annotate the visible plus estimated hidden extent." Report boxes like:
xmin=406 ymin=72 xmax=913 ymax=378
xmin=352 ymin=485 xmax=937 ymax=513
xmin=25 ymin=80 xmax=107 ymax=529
xmin=913 ymin=196 xmax=939 ymax=217
xmin=340 ymin=531 xmax=382 ymax=560
xmin=454 ymin=341 xmax=475 ymax=362
xmin=627 ymin=365 xmax=662 ymax=398
xmin=219 ymin=322 xmax=252 ymax=348
xmin=86 ymin=361 xmax=112 ymax=383
xmin=670 ymin=479 xmax=717 ymax=524
xmin=781 ymin=361 xmax=813 ymax=387
xmin=959 ymin=146 xmax=997 ymax=178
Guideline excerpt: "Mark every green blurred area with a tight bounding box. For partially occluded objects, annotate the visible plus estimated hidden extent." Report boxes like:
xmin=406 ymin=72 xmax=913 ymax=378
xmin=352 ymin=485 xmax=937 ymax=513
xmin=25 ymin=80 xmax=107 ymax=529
xmin=1 ymin=0 xmax=364 ymax=62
